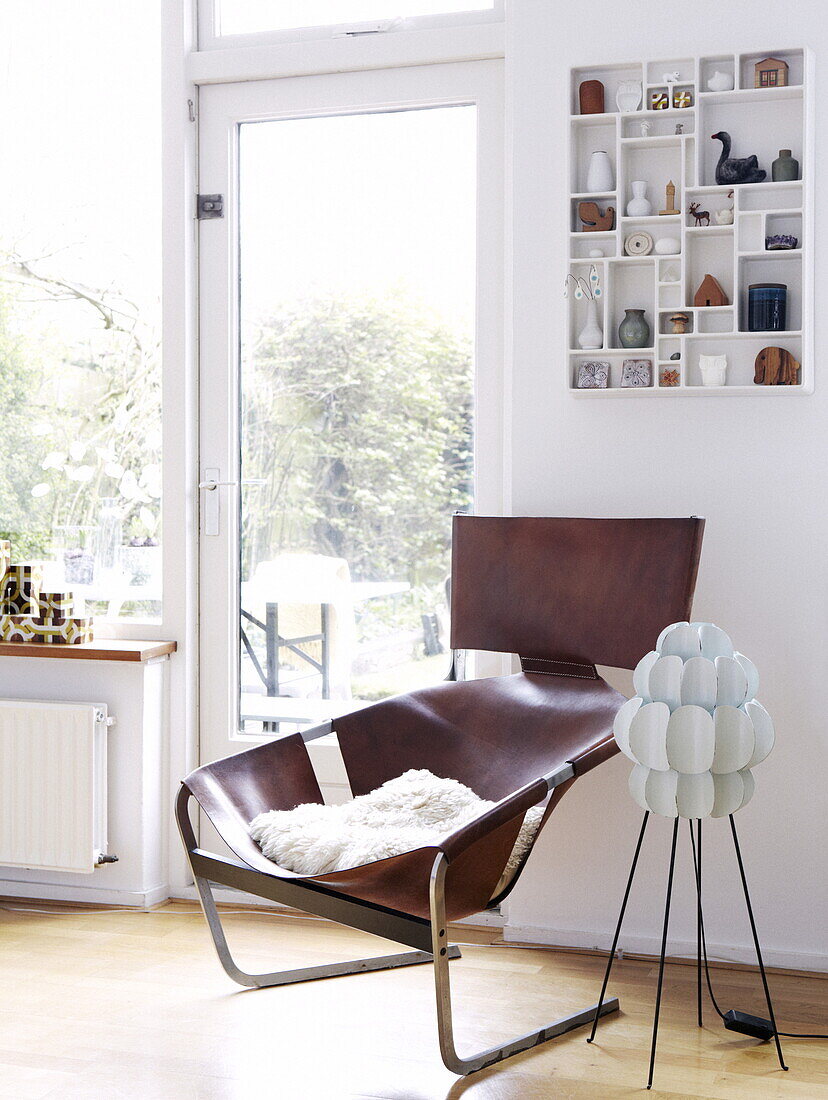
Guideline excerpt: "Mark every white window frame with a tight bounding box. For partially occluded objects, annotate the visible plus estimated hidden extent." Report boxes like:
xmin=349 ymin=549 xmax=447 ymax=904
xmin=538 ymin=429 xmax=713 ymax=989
xmin=196 ymin=0 xmax=504 ymax=51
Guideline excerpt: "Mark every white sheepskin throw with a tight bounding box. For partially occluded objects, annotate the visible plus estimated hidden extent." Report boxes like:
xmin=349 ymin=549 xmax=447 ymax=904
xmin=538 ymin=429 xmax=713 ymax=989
xmin=249 ymin=769 xmax=544 ymax=889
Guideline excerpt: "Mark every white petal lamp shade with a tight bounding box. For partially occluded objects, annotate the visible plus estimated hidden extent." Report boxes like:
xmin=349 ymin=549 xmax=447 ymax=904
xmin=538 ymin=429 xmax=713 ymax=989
xmin=618 ymin=622 xmax=773 ymax=818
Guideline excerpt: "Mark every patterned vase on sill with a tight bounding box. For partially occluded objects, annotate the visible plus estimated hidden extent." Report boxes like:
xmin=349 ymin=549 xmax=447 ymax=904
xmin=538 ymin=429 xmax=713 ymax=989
xmin=578 ymin=298 xmax=603 ymax=350
xmin=619 ymin=308 xmax=650 ymax=349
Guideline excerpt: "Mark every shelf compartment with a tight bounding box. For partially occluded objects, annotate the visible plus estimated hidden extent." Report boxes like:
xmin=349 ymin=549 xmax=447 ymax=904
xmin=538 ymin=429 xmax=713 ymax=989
xmin=622 ymin=114 xmax=694 ymax=140
xmin=738 ymin=49 xmax=805 ymax=91
xmin=571 ymin=63 xmax=644 ymax=116
xmin=684 ymin=335 xmax=802 ymax=388
xmin=697 ymin=308 xmax=734 ymax=334
xmin=699 ymin=55 xmax=736 ymax=95
xmin=570 ymin=195 xmax=618 ymax=233
xmin=570 ymin=231 xmax=616 ymax=260
xmin=699 ymin=95 xmax=804 ymax=188
xmin=737 ymin=183 xmax=802 ymax=212
xmin=765 ymin=212 xmax=802 ymax=251
xmin=571 ymin=119 xmax=618 ymax=194
xmin=619 ymin=144 xmax=683 ymax=222
xmin=738 ymin=254 xmax=802 ymax=332
xmin=567 ymin=260 xmax=608 ymax=353
xmin=685 ymin=232 xmax=735 ymax=310
xmin=646 ymin=59 xmax=695 ymax=86
xmin=606 ymin=257 xmax=655 ymax=350
xmin=684 ymin=188 xmax=734 ymax=228
xmin=658 ymin=283 xmax=683 ymax=310
xmin=659 ymin=309 xmax=693 ymax=335
xmin=738 ymin=212 xmax=764 ymax=252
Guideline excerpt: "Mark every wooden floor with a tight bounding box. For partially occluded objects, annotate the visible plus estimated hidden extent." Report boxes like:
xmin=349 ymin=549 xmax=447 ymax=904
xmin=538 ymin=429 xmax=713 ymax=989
xmin=0 ymin=900 xmax=826 ymax=1100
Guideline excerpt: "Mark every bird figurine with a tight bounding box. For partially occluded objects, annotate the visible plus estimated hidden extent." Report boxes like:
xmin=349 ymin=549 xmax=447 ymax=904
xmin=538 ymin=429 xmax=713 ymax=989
xmin=711 ymin=132 xmax=766 ymax=185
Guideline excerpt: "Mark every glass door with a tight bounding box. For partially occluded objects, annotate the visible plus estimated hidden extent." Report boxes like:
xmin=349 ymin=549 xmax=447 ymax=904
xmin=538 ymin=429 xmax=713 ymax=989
xmin=198 ymin=63 xmax=504 ymax=769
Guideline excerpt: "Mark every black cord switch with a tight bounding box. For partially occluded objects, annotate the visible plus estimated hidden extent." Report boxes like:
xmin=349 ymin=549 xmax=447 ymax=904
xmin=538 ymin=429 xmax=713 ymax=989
xmin=724 ymin=1010 xmax=775 ymax=1041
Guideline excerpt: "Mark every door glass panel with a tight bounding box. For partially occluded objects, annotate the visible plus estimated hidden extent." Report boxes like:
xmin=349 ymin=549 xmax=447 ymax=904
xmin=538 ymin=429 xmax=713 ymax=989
xmin=218 ymin=1 xmax=494 ymax=36
xmin=238 ymin=107 xmax=475 ymax=733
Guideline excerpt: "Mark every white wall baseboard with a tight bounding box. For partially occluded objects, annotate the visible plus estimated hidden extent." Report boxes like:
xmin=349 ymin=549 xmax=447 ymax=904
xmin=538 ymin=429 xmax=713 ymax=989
xmin=504 ymin=923 xmax=828 ymax=975
xmin=0 ymin=879 xmax=170 ymax=910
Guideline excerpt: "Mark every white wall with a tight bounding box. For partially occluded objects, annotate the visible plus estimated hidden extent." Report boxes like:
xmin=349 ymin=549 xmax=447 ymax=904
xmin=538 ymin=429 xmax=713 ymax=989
xmin=504 ymin=1 xmax=828 ymax=970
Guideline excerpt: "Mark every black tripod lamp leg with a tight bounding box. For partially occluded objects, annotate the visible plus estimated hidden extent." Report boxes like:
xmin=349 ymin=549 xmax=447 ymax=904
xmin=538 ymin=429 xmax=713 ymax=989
xmin=587 ymin=810 xmax=650 ymax=1044
xmin=695 ymin=819 xmax=703 ymax=1027
xmin=647 ymin=815 xmax=680 ymax=1091
xmin=729 ymin=814 xmax=788 ymax=1071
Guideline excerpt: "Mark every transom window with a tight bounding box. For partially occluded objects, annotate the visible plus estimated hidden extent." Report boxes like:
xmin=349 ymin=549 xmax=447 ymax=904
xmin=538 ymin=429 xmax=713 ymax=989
xmin=202 ymin=0 xmax=501 ymax=44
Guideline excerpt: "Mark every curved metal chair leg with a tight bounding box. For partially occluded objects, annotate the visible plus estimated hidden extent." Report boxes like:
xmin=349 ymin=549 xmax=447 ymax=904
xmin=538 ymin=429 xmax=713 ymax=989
xmin=429 ymin=853 xmax=619 ymax=1075
xmin=193 ymin=873 xmax=458 ymax=989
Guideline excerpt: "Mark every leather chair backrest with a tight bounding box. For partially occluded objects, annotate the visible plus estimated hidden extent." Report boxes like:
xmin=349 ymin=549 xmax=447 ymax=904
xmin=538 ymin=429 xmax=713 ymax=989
xmin=450 ymin=516 xmax=704 ymax=670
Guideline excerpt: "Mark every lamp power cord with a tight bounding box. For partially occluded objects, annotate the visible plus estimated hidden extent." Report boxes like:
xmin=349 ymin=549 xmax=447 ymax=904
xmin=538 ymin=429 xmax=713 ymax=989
xmin=689 ymin=824 xmax=828 ymax=1041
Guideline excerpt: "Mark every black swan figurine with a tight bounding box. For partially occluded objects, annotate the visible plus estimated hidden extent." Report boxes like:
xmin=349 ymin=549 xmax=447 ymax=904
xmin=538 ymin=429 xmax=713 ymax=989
xmin=711 ymin=131 xmax=766 ymax=185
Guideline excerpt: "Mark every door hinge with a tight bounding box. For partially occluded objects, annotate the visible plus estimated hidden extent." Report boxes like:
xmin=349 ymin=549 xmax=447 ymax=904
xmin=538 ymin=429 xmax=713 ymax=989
xmin=197 ymin=194 xmax=224 ymax=220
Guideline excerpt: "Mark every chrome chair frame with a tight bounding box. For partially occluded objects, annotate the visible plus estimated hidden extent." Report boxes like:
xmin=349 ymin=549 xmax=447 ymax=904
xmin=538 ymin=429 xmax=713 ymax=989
xmin=176 ymin=719 xmax=619 ymax=1073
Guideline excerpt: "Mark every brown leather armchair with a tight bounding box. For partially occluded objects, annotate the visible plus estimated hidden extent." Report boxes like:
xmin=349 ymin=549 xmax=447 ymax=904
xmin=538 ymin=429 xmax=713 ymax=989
xmin=177 ymin=515 xmax=705 ymax=1075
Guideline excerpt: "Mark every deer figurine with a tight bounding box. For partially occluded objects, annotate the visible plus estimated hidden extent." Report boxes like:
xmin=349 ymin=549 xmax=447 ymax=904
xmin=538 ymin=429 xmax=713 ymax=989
xmin=689 ymin=202 xmax=710 ymax=227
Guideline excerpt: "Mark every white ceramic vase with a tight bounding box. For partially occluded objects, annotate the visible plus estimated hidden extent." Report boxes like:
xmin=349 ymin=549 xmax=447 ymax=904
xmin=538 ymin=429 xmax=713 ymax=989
xmin=626 ymin=180 xmax=652 ymax=217
xmin=586 ymin=150 xmax=614 ymax=193
xmin=577 ymin=298 xmax=603 ymax=350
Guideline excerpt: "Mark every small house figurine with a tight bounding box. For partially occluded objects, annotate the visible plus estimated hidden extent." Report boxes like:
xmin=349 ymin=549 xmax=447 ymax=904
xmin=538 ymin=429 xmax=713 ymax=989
xmin=651 ymin=91 xmax=669 ymax=110
xmin=755 ymin=57 xmax=789 ymax=88
xmin=694 ymin=273 xmax=729 ymax=307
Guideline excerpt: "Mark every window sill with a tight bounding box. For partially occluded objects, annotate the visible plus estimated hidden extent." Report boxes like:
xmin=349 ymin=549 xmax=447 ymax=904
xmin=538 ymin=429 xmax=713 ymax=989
xmin=0 ymin=639 xmax=177 ymax=663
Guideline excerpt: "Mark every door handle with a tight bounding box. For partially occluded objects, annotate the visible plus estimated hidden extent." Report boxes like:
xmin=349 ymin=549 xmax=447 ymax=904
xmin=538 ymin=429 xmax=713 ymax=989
xmin=198 ymin=478 xmax=266 ymax=491
xmin=200 ymin=469 xmax=265 ymax=536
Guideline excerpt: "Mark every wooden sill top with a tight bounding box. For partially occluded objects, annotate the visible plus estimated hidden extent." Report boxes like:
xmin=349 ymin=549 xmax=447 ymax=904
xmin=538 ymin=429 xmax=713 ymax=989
xmin=0 ymin=639 xmax=177 ymax=663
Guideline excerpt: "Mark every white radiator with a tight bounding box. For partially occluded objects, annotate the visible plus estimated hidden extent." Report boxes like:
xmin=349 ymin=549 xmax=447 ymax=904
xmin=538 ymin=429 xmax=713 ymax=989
xmin=0 ymin=700 xmax=113 ymax=874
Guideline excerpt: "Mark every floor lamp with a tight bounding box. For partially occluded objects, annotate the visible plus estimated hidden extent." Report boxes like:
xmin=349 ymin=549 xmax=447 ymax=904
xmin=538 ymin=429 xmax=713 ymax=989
xmin=587 ymin=621 xmax=786 ymax=1090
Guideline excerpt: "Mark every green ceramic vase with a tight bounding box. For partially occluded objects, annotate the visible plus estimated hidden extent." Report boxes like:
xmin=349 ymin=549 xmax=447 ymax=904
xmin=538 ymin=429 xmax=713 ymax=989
xmin=619 ymin=308 xmax=650 ymax=349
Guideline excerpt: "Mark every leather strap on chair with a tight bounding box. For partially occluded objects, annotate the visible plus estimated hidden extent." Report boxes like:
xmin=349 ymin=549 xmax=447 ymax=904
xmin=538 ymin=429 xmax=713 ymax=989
xmin=520 ymin=656 xmax=598 ymax=679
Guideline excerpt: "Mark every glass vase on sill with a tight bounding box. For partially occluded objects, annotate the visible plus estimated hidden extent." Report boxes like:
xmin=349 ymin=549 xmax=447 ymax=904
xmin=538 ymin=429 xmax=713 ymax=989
xmin=95 ymin=498 xmax=124 ymax=592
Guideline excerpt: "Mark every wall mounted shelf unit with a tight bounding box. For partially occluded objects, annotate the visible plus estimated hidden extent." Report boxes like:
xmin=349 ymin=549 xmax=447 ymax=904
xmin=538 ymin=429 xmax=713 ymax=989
xmin=567 ymin=49 xmax=813 ymax=395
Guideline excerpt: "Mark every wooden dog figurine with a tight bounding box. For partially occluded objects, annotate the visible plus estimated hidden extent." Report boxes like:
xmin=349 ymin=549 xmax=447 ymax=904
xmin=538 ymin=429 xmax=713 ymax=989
xmin=578 ymin=201 xmax=615 ymax=232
